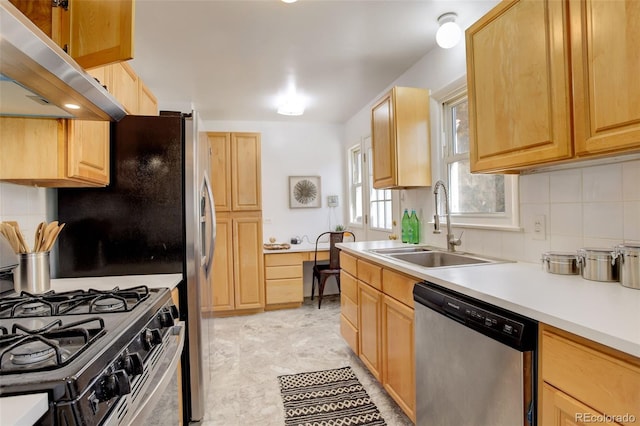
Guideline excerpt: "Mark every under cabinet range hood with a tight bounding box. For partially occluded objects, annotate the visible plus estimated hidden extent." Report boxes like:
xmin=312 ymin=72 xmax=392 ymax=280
xmin=0 ymin=1 xmax=126 ymax=121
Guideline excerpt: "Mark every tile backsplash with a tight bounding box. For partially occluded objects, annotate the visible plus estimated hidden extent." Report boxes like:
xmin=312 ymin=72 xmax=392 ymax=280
xmin=0 ymin=183 xmax=52 ymax=249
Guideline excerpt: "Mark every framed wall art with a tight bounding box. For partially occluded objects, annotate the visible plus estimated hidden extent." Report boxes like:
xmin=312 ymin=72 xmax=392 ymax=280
xmin=289 ymin=176 xmax=321 ymax=208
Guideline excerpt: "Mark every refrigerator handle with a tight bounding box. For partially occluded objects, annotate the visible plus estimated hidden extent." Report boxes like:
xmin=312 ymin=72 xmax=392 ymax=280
xmin=200 ymin=174 xmax=216 ymax=277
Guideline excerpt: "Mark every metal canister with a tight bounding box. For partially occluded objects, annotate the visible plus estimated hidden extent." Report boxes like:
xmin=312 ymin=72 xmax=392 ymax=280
xmin=612 ymin=243 xmax=640 ymax=289
xmin=541 ymin=251 xmax=579 ymax=275
xmin=13 ymin=251 xmax=51 ymax=294
xmin=577 ymin=248 xmax=618 ymax=282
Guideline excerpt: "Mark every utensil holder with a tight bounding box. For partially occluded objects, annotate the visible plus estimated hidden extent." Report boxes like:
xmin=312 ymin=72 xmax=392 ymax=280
xmin=14 ymin=251 xmax=51 ymax=294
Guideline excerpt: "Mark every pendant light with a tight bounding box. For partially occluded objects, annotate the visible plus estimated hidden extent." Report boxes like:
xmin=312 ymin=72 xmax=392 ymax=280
xmin=436 ymin=12 xmax=462 ymax=49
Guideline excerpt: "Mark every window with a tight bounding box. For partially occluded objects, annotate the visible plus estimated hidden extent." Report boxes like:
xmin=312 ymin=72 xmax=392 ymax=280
xmin=348 ymin=145 xmax=363 ymax=225
xmin=367 ymin=145 xmax=392 ymax=231
xmin=441 ymin=90 xmax=519 ymax=228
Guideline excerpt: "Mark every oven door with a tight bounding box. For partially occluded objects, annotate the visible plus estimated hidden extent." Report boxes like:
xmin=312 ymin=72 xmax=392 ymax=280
xmin=102 ymin=321 xmax=185 ymax=426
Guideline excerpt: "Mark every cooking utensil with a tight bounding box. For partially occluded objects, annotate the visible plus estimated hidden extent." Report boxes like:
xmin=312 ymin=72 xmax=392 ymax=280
xmin=5 ymin=221 xmax=30 ymax=253
xmin=541 ymin=251 xmax=579 ymax=275
xmin=612 ymin=243 xmax=640 ymax=290
xmin=577 ymin=248 xmax=618 ymax=282
xmin=43 ymin=223 xmax=65 ymax=252
xmin=34 ymin=222 xmax=45 ymax=252
xmin=0 ymin=223 xmax=20 ymax=253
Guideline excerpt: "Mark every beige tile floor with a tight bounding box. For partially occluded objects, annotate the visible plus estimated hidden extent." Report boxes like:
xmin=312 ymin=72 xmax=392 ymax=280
xmin=200 ymin=295 xmax=414 ymax=426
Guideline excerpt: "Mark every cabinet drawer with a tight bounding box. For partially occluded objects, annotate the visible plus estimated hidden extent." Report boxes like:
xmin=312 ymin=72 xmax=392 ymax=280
xmin=340 ymin=314 xmax=359 ymax=355
xmin=357 ymin=259 xmax=382 ymax=290
xmin=315 ymin=250 xmax=330 ymax=262
xmin=266 ymin=278 xmax=303 ymax=304
xmin=265 ymin=265 xmax=302 ymax=280
xmin=382 ymin=269 xmax=416 ymax=308
xmin=341 ymin=252 xmax=357 ymax=276
xmin=341 ymin=270 xmax=358 ymax=303
xmin=541 ymin=326 xmax=640 ymax=421
xmin=341 ymin=294 xmax=358 ymax=327
xmin=264 ymin=252 xmax=306 ymax=266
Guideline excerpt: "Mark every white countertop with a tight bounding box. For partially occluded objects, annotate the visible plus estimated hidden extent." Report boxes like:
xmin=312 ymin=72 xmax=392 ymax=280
xmin=263 ymin=242 xmax=330 ymax=254
xmin=0 ymin=393 xmax=48 ymax=426
xmin=50 ymin=273 xmax=182 ymax=293
xmin=337 ymin=241 xmax=640 ymax=358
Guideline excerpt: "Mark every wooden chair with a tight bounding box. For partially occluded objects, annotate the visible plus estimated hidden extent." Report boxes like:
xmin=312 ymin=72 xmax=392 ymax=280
xmin=311 ymin=231 xmax=355 ymax=308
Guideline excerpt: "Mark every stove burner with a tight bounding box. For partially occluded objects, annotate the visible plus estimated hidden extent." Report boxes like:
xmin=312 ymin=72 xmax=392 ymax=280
xmin=93 ymin=298 xmax=126 ymax=312
xmin=10 ymin=341 xmax=57 ymax=365
xmin=20 ymin=302 xmax=49 ymax=316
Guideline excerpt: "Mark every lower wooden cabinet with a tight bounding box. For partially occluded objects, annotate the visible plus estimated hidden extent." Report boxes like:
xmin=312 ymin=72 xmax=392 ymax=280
xmin=264 ymin=252 xmax=305 ymax=307
xmin=339 ymin=252 xmax=418 ymax=422
xmin=539 ymin=324 xmax=640 ymax=426
xmin=209 ymin=212 xmax=264 ymax=314
xmin=382 ymin=295 xmax=415 ymax=422
xmin=358 ymin=280 xmax=382 ymax=381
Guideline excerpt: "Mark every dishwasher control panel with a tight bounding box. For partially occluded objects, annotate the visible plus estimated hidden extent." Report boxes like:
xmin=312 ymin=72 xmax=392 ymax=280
xmin=443 ymin=295 xmax=524 ymax=341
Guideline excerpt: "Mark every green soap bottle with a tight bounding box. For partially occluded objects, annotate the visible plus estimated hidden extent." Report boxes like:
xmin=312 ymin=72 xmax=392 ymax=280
xmin=410 ymin=209 xmax=420 ymax=244
xmin=401 ymin=209 xmax=410 ymax=243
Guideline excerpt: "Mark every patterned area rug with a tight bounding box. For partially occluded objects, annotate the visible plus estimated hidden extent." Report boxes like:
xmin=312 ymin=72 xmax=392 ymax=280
xmin=278 ymin=366 xmax=387 ymax=426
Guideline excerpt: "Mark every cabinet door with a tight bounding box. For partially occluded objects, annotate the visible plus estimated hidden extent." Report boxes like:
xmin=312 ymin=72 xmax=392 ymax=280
xmin=109 ymin=62 xmax=138 ymax=114
xmin=466 ymin=0 xmax=572 ymax=172
xmin=571 ymin=0 xmax=640 ymax=156
xmin=66 ymin=120 xmax=109 ymax=185
xmin=211 ymin=215 xmax=234 ymax=312
xmin=68 ymin=0 xmax=134 ymax=69
xmin=137 ymin=79 xmax=158 ymax=116
xmin=541 ymin=383 xmax=622 ymax=426
xmin=371 ymin=92 xmax=396 ymax=189
xmin=231 ymin=133 xmax=262 ymax=211
xmin=382 ymin=295 xmax=415 ymax=422
xmin=208 ymin=133 xmax=232 ymax=211
xmin=233 ymin=214 xmax=264 ymax=309
xmin=358 ymin=281 xmax=382 ymax=380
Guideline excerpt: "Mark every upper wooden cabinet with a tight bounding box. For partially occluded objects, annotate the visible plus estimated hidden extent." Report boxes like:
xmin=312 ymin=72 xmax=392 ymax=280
xmin=208 ymin=132 xmax=262 ymax=212
xmin=371 ymin=87 xmax=431 ymax=189
xmin=0 ymin=117 xmax=109 ymax=187
xmin=137 ymin=79 xmax=158 ymax=116
xmin=9 ymin=0 xmax=134 ymax=69
xmin=466 ymin=0 xmax=640 ymax=173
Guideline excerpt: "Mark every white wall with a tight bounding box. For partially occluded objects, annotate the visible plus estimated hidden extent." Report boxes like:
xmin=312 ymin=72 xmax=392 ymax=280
xmin=202 ymin=120 xmax=346 ymax=245
xmin=0 ymin=183 xmax=51 ymax=246
xmin=343 ymin=35 xmax=640 ymax=264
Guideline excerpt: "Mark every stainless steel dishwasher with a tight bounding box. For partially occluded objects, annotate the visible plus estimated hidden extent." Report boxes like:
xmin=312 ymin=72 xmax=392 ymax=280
xmin=413 ymin=281 xmax=537 ymax=426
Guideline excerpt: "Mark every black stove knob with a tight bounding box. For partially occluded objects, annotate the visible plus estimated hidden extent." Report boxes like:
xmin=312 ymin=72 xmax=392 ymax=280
xmin=159 ymin=310 xmax=175 ymax=328
xmin=141 ymin=328 xmax=163 ymax=350
xmin=123 ymin=352 xmax=143 ymax=376
xmin=97 ymin=370 xmax=131 ymax=402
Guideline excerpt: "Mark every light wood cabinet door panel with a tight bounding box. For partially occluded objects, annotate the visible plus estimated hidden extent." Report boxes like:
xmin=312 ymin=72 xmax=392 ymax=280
xmin=358 ymin=281 xmax=382 ymax=381
xmin=371 ymin=93 xmax=395 ymax=188
xmin=466 ymin=0 xmax=572 ymax=172
xmin=233 ymin=215 xmax=264 ymax=309
xmin=137 ymin=79 xmax=158 ymax=116
xmin=211 ymin=216 xmax=234 ymax=312
xmin=541 ymin=383 xmax=621 ymax=426
xmin=109 ymin=62 xmax=138 ymax=114
xmin=231 ymin=133 xmax=262 ymax=211
xmin=209 ymin=133 xmax=232 ymax=211
xmin=69 ymin=0 xmax=134 ymax=69
xmin=571 ymin=0 xmax=640 ymax=156
xmin=382 ymin=295 xmax=415 ymax=423
xmin=67 ymin=120 xmax=109 ymax=184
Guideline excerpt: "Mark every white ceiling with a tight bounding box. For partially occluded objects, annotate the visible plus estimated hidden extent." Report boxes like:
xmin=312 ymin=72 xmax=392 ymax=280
xmin=130 ymin=0 xmax=498 ymax=124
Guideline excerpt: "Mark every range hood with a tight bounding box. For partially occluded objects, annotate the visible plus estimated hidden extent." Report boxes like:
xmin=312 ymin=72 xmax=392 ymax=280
xmin=0 ymin=1 xmax=126 ymax=121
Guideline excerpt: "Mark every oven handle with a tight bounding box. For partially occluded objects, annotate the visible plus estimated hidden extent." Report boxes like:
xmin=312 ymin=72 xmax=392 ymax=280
xmin=129 ymin=321 xmax=185 ymax=424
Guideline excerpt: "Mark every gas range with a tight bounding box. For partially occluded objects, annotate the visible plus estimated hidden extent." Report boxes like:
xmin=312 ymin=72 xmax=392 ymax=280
xmin=0 ymin=285 xmax=184 ymax=425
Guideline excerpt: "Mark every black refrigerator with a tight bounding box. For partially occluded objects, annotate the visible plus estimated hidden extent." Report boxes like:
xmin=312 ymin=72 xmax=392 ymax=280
xmin=57 ymin=112 xmax=215 ymax=424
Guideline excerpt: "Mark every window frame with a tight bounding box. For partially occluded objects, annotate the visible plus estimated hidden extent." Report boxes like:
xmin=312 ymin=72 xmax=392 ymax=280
xmin=347 ymin=144 xmax=364 ymax=228
xmin=437 ymin=85 xmax=520 ymax=230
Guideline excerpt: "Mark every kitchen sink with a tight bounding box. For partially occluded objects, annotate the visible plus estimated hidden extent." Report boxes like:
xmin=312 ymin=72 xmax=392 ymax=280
xmin=370 ymin=247 xmax=507 ymax=268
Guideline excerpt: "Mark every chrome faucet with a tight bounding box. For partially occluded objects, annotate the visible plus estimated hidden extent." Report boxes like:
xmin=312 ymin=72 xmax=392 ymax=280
xmin=433 ymin=180 xmax=462 ymax=252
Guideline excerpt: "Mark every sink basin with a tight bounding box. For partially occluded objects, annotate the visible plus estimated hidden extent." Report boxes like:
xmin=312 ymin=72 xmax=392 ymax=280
xmin=389 ymin=251 xmax=491 ymax=267
xmin=368 ymin=246 xmax=433 ymax=255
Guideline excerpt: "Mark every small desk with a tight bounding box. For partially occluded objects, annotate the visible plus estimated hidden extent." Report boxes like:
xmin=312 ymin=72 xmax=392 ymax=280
xmin=263 ymin=244 xmax=329 ymax=310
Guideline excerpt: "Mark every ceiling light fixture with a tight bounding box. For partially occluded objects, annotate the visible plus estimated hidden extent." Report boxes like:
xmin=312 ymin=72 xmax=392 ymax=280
xmin=436 ymin=12 xmax=462 ymax=49
xmin=281 ymin=0 xmax=298 ymax=3
xmin=277 ymin=93 xmax=304 ymax=116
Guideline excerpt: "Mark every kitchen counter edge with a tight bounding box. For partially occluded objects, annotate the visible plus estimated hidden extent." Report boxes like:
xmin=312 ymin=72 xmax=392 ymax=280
xmin=50 ymin=273 xmax=182 ymax=293
xmin=337 ymin=241 xmax=640 ymax=358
